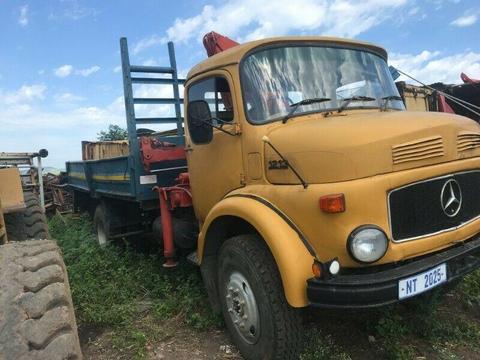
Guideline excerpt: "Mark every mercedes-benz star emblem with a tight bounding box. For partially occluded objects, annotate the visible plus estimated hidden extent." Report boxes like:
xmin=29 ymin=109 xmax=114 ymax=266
xmin=440 ymin=179 xmax=462 ymax=217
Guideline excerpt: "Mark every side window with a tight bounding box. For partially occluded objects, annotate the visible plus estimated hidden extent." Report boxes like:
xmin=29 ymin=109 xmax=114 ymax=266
xmin=188 ymin=77 xmax=234 ymax=123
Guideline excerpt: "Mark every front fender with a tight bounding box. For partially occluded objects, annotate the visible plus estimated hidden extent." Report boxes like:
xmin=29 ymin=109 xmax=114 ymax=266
xmin=198 ymin=194 xmax=315 ymax=307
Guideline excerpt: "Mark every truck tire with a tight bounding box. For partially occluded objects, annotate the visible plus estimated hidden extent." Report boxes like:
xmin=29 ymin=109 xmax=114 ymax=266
xmin=218 ymin=234 xmax=302 ymax=360
xmin=5 ymin=192 xmax=49 ymax=241
xmin=93 ymin=203 xmax=110 ymax=246
xmin=0 ymin=240 xmax=82 ymax=359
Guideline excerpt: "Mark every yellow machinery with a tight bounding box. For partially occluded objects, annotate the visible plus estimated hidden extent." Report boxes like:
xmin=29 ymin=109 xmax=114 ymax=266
xmin=0 ymin=168 xmax=25 ymax=244
xmin=0 ymin=151 xmax=49 ymax=240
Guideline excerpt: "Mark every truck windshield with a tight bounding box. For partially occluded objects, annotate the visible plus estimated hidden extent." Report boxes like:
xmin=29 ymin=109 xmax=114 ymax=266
xmin=241 ymin=45 xmax=405 ymax=124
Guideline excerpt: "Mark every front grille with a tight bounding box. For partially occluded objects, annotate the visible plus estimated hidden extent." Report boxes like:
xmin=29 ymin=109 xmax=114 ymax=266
xmin=457 ymin=132 xmax=480 ymax=153
xmin=389 ymin=170 xmax=480 ymax=241
xmin=392 ymin=136 xmax=444 ymax=165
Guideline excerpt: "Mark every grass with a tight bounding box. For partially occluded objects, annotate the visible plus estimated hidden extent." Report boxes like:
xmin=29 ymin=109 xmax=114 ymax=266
xmin=50 ymin=214 xmax=480 ymax=359
xmin=301 ymin=299 xmax=480 ymax=360
xmin=49 ymin=213 xmax=221 ymax=358
xmin=461 ymin=271 xmax=480 ymax=307
xmin=300 ymin=330 xmax=352 ymax=360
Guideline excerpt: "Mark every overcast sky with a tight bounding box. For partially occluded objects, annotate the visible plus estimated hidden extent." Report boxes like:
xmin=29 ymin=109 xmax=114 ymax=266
xmin=1 ymin=0 xmax=479 ymax=168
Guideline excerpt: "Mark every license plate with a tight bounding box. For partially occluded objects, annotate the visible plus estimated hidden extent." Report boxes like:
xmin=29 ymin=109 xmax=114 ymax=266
xmin=398 ymin=263 xmax=447 ymax=300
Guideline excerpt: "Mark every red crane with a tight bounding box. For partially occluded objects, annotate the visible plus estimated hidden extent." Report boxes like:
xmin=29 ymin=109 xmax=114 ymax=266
xmin=203 ymin=31 xmax=239 ymax=56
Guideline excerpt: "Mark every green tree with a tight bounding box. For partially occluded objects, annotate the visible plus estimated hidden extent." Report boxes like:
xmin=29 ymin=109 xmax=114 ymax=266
xmin=97 ymin=124 xmax=128 ymax=141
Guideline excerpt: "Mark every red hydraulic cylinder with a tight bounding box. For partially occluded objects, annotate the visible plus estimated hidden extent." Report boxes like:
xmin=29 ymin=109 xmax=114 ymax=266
xmin=156 ymin=187 xmax=178 ymax=268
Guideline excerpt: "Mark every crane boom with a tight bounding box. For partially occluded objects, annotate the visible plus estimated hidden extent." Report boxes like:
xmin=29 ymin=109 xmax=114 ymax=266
xmin=202 ymin=31 xmax=239 ymax=57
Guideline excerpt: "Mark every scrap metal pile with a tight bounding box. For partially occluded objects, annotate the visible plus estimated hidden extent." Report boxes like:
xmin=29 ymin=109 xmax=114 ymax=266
xmin=430 ymin=73 xmax=480 ymax=122
xmin=43 ymin=171 xmax=72 ymax=216
xmin=393 ymin=69 xmax=480 ymax=122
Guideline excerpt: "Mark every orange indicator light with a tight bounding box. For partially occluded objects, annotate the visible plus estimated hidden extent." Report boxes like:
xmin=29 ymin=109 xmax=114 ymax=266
xmin=319 ymin=194 xmax=345 ymax=213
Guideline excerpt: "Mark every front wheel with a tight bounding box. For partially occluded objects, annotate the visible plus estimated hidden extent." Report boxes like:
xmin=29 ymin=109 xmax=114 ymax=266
xmin=218 ymin=234 xmax=302 ymax=360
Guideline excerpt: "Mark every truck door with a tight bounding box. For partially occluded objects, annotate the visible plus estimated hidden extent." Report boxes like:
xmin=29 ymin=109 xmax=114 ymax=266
xmin=185 ymin=71 xmax=243 ymax=221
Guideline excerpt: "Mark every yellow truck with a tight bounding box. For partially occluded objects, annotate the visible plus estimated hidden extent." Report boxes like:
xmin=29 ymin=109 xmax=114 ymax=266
xmin=68 ymin=35 xmax=480 ymax=359
xmin=0 ymin=166 xmax=81 ymax=359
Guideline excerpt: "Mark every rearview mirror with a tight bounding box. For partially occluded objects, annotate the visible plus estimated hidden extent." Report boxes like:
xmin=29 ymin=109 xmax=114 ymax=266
xmin=336 ymin=80 xmax=366 ymax=99
xmin=188 ymin=100 xmax=213 ymax=144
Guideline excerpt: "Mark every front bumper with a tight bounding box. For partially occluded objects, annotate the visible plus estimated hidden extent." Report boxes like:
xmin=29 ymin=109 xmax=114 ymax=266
xmin=307 ymin=234 xmax=480 ymax=308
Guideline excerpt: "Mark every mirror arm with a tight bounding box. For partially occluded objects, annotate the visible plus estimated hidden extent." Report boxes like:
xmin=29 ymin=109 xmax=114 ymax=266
xmin=210 ymin=122 xmax=238 ymax=136
xmin=197 ymin=118 xmax=238 ymax=136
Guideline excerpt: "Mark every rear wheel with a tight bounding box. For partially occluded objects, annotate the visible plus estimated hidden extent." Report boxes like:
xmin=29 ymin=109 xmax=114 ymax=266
xmin=5 ymin=192 xmax=49 ymax=241
xmin=93 ymin=203 xmax=110 ymax=246
xmin=218 ymin=234 xmax=302 ymax=360
xmin=0 ymin=240 xmax=82 ymax=359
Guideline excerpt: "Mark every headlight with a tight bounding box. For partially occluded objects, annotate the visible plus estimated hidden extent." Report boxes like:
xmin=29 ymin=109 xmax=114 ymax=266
xmin=348 ymin=226 xmax=388 ymax=263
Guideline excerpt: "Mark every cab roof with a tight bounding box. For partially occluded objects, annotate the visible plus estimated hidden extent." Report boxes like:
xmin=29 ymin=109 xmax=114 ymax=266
xmin=187 ymin=36 xmax=388 ymax=80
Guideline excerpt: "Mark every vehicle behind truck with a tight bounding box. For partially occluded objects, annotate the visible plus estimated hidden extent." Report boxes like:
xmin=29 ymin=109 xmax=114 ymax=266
xmin=67 ymin=34 xmax=480 ymax=360
xmin=0 ymin=155 xmax=81 ymax=359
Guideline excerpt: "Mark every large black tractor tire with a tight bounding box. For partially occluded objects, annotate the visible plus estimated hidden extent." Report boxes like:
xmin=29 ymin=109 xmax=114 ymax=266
xmin=218 ymin=235 xmax=303 ymax=360
xmin=5 ymin=192 xmax=49 ymax=241
xmin=0 ymin=240 xmax=82 ymax=359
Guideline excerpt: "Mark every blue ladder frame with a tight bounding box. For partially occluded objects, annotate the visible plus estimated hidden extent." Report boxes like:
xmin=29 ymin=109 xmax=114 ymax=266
xmin=119 ymin=37 xmax=186 ymax=200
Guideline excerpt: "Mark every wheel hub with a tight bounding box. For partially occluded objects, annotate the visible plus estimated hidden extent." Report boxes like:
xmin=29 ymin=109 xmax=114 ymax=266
xmin=225 ymin=271 xmax=260 ymax=344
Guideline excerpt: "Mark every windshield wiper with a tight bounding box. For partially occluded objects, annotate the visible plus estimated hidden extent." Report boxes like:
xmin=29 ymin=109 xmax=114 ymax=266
xmin=337 ymin=96 xmax=376 ymax=113
xmin=282 ymin=97 xmax=331 ymax=123
xmin=381 ymin=95 xmax=403 ymax=111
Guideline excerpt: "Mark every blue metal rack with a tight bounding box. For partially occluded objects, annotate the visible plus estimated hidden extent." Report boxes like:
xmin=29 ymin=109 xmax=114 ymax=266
xmin=119 ymin=37 xmax=186 ymax=200
xmin=67 ymin=39 xmax=187 ymax=202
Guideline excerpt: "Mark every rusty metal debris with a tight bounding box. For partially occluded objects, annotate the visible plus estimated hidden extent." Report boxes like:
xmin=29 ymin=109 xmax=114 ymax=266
xmin=43 ymin=171 xmax=72 ymax=216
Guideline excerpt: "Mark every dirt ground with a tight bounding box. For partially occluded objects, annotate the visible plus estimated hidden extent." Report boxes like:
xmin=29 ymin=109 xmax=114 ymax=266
xmin=79 ymin=319 xmax=242 ymax=360
xmin=79 ymin=294 xmax=480 ymax=360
